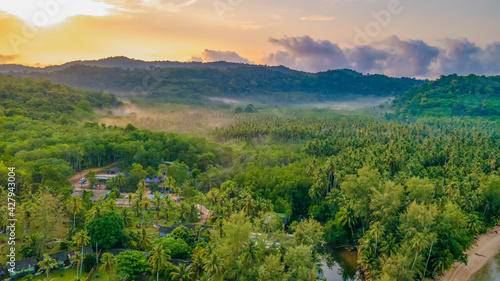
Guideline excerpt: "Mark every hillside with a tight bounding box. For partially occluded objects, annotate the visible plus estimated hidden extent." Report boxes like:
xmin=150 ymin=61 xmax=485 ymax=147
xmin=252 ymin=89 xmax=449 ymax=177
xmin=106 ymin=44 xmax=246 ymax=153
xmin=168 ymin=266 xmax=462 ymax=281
xmin=0 ymin=75 xmax=122 ymax=122
xmin=390 ymin=74 xmax=500 ymax=119
xmin=9 ymin=63 xmax=424 ymax=104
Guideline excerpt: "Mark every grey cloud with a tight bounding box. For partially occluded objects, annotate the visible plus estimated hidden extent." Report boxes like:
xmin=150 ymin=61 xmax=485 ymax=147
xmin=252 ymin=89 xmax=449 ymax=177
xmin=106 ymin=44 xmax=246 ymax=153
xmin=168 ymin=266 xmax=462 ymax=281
xmin=266 ymin=36 xmax=350 ymax=72
xmin=438 ymin=38 xmax=483 ymax=75
xmin=378 ymin=36 xmax=440 ymax=77
xmin=347 ymin=45 xmax=388 ymax=73
xmin=264 ymin=35 xmax=499 ymax=77
xmin=481 ymin=42 xmax=500 ymax=74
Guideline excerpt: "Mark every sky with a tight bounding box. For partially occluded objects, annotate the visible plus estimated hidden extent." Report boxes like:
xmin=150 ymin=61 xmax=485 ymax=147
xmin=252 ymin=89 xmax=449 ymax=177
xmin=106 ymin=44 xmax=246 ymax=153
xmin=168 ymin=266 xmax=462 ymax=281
xmin=0 ymin=0 xmax=499 ymax=77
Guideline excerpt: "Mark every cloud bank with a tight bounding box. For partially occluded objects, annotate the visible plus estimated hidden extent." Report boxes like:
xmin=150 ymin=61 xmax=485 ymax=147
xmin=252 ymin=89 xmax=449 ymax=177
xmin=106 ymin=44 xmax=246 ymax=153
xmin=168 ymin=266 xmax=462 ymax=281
xmin=263 ymin=35 xmax=500 ymax=77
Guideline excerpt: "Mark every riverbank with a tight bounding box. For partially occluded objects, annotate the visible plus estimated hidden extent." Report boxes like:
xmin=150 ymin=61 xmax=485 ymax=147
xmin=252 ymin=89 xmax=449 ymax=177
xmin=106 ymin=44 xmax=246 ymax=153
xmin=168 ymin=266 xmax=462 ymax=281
xmin=437 ymin=225 xmax=500 ymax=281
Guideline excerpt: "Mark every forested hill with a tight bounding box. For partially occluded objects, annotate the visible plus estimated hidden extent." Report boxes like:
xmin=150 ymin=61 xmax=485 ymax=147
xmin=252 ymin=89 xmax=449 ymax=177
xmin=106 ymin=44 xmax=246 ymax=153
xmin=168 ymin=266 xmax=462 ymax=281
xmin=0 ymin=56 xmax=262 ymax=73
xmin=390 ymin=74 xmax=500 ymax=119
xmin=10 ymin=64 xmax=424 ymax=104
xmin=0 ymin=75 xmax=122 ymax=122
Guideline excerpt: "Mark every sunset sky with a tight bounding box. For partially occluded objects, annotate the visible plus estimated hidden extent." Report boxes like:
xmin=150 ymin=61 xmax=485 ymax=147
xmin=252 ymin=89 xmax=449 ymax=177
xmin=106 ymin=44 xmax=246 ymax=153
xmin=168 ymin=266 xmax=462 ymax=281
xmin=1 ymin=0 xmax=499 ymax=77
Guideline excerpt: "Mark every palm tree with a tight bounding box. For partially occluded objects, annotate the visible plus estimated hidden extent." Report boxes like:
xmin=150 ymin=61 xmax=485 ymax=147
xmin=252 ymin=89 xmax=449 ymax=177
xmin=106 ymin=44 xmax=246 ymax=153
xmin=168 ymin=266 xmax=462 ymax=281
xmin=148 ymin=244 xmax=171 ymax=281
xmin=115 ymin=173 xmax=126 ymax=192
xmin=70 ymin=251 xmax=82 ymax=278
xmin=171 ymin=263 xmax=194 ymax=281
xmin=203 ymin=253 xmax=223 ymax=279
xmin=190 ymin=254 xmax=205 ymax=278
xmin=240 ymin=240 xmax=259 ymax=267
xmin=67 ymin=197 xmax=83 ymax=230
xmin=240 ymin=192 xmax=254 ymax=216
xmin=20 ymin=201 xmax=34 ymax=235
xmin=178 ymin=201 xmax=189 ymax=223
xmin=100 ymin=253 xmax=117 ymax=281
xmin=73 ymin=230 xmax=90 ymax=278
xmin=410 ymin=232 xmax=428 ymax=270
xmin=206 ymin=188 xmax=219 ymax=212
xmin=136 ymin=228 xmax=152 ymax=251
xmin=339 ymin=205 xmax=357 ymax=239
xmin=164 ymin=197 xmax=176 ymax=222
xmin=370 ymin=221 xmax=384 ymax=256
xmin=194 ymin=225 xmax=204 ymax=242
xmin=85 ymin=204 xmax=102 ymax=222
xmin=127 ymin=193 xmax=134 ymax=206
xmin=163 ymin=176 xmax=176 ymax=194
xmin=120 ymin=207 xmax=133 ymax=228
xmin=38 ymin=254 xmax=58 ymax=281
xmin=152 ymin=192 xmax=162 ymax=224
xmin=140 ymin=197 xmax=151 ymax=228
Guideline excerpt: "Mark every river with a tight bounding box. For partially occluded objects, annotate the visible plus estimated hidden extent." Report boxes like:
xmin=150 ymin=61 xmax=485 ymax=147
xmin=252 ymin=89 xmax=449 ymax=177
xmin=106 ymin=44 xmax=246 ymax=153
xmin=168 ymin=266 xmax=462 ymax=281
xmin=320 ymin=244 xmax=362 ymax=281
xmin=470 ymin=253 xmax=500 ymax=281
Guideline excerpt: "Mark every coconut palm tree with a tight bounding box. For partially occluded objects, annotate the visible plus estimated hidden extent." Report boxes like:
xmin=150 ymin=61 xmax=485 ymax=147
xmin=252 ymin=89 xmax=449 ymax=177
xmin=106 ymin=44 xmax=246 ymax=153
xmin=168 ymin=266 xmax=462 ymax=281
xmin=99 ymin=253 xmax=117 ymax=281
xmin=20 ymin=201 xmax=34 ymax=235
xmin=38 ymin=254 xmax=58 ymax=281
xmin=369 ymin=221 xmax=384 ymax=256
xmin=127 ymin=193 xmax=134 ymax=206
xmin=339 ymin=205 xmax=357 ymax=239
xmin=136 ymin=228 xmax=152 ymax=251
xmin=240 ymin=192 xmax=255 ymax=217
xmin=140 ymin=197 xmax=151 ymax=228
xmin=164 ymin=196 xmax=176 ymax=222
xmin=73 ymin=230 xmax=90 ymax=278
xmin=70 ymin=251 xmax=82 ymax=278
xmin=119 ymin=207 xmax=133 ymax=228
xmin=115 ymin=173 xmax=126 ymax=192
xmin=66 ymin=196 xmax=83 ymax=230
xmin=410 ymin=232 xmax=428 ymax=270
xmin=152 ymin=192 xmax=162 ymax=224
xmin=85 ymin=204 xmax=102 ymax=222
xmin=171 ymin=263 xmax=194 ymax=281
xmin=148 ymin=244 xmax=171 ymax=281
xmin=178 ymin=201 xmax=189 ymax=223
xmin=204 ymin=253 xmax=223 ymax=280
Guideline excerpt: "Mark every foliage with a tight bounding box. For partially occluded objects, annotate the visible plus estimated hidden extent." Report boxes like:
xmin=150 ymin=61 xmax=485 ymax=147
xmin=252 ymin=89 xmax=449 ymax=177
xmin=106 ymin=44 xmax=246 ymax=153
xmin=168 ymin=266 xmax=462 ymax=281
xmin=152 ymin=237 xmax=191 ymax=259
xmin=115 ymin=250 xmax=149 ymax=278
xmin=390 ymin=74 xmax=500 ymax=119
xmin=86 ymin=210 xmax=125 ymax=249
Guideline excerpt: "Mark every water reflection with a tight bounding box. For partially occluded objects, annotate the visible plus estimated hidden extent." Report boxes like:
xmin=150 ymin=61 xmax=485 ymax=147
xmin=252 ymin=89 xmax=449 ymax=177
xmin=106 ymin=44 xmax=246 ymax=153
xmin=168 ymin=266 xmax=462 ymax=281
xmin=319 ymin=244 xmax=362 ymax=281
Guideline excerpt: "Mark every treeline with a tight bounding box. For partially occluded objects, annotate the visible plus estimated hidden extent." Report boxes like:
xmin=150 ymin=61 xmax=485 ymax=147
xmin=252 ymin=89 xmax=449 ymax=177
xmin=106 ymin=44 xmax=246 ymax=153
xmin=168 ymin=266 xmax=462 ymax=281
xmin=389 ymin=74 xmax=500 ymax=119
xmin=213 ymin=115 xmax=500 ymax=279
xmin=14 ymin=65 xmax=424 ymax=104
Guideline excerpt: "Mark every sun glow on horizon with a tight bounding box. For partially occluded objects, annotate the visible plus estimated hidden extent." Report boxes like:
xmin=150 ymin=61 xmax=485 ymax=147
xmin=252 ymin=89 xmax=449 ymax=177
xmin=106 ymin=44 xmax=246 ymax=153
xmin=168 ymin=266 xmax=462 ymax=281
xmin=0 ymin=0 xmax=116 ymax=28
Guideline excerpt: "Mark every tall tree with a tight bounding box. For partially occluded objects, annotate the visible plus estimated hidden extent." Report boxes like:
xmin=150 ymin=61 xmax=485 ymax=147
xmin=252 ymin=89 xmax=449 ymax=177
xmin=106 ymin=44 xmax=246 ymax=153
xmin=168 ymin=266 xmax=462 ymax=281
xmin=148 ymin=244 xmax=171 ymax=281
xmin=66 ymin=196 xmax=83 ymax=230
xmin=73 ymin=230 xmax=90 ymax=278
xmin=37 ymin=254 xmax=58 ymax=281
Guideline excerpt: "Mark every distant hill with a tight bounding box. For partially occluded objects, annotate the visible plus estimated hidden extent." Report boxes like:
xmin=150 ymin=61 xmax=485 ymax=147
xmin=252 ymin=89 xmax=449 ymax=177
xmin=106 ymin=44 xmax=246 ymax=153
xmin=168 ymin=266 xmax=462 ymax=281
xmin=390 ymin=74 xmax=500 ymax=119
xmin=0 ymin=56 xmax=298 ymax=73
xmin=6 ymin=60 xmax=425 ymax=105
